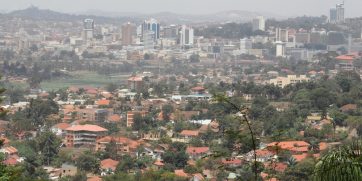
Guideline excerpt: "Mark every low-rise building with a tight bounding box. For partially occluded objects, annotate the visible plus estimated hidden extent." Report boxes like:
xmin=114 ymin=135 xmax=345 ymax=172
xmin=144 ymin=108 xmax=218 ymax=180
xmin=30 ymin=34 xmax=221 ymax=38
xmin=65 ymin=124 xmax=108 ymax=148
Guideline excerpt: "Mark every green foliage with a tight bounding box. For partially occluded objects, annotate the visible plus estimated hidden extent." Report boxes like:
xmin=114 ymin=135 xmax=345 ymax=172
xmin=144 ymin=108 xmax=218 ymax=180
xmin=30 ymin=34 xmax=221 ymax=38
xmin=76 ymin=151 xmax=100 ymax=173
xmin=314 ymin=141 xmax=362 ymax=181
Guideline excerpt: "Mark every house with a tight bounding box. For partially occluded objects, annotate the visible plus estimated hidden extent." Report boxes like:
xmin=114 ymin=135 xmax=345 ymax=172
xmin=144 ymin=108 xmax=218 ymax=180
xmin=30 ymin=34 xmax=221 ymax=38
xmin=340 ymin=104 xmax=357 ymax=113
xmin=61 ymin=164 xmax=77 ymax=177
xmin=335 ymin=54 xmax=357 ymax=71
xmin=186 ymin=147 xmax=210 ymax=160
xmin=65 ymin=124 xmax=108 ymax=148
xmin=264 ymin=162 xmax=288 ymax=172
xmin=191 ymin=86 xmax=206 ymax=94
xmin=128 ymin=76 xmax=143 ymax=92
xmin=100 ymin=158 xmax=119 ymax=175
xmin=267 ymin=141 xmax=310 ymax=154
xmin=153 ymin=159 xmax=164 ymax=170
xmin=107 ymin=114 xmax=121 ymax=123
xmin=245 ymin=149 xmax=275 ymax=162
xmin=221 ymin=158 xmax=243 ymax=167
xmin=174 ymin=169 xmax=189 ymax=178
xmin=96 ymin=99 xmax=111 ymax=107
xmin=0 ymin=146 xmax=18 ymax=157
xmin=96 ymin=136 xmax=140 ymax=154
xmin=51 ymin=122 xmax=71 ymax=137
xmin=180 ymin=130 xmax=199 ymax=139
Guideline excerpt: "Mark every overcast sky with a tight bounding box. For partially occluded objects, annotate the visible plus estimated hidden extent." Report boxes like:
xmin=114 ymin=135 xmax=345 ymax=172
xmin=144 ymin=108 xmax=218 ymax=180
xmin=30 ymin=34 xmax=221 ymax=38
xmin=1 ymin=0 xmax=361 ymax=17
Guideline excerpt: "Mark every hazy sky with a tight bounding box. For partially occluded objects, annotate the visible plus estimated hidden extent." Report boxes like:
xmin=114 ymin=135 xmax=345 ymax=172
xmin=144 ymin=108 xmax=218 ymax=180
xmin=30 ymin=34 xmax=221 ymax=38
xmin=1 ymin=0 xmax=361 ymax=17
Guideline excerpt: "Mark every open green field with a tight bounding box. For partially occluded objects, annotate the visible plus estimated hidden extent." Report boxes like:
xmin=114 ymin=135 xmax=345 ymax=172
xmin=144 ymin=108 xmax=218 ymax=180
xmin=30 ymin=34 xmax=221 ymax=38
xmin=40 ymin=71 xmax=130 ymax=91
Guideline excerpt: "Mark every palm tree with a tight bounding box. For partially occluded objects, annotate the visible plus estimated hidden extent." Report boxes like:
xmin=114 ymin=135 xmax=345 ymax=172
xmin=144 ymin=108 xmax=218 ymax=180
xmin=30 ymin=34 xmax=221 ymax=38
xmin=308 ymin=141 xmax=320 ymax=153
xmin=287 ymin=156 xmax=297 ymax=167
xmin=314 ymin=141 xmax=362 ymax=181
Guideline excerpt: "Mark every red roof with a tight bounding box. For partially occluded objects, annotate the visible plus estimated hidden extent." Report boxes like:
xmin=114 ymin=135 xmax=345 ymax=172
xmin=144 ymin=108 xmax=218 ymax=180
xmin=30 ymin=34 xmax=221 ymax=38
xmin=97 ymin=136 xmax=140 ymax=149
xmin=2 ymin=146 xmax=18 ymax=154
xmin=101 ymin=158 xmax=119 ymax=171
xmin=108 ymin=114 xmax=121 ymax=122
xmin=267 ymin=141 xmax=310 ymax=153
xmin=264 ymin=162 xmax=287 ymax=172
xmin=54 ymin=123 xmax=71 ymax=130
xmin=336 ymin=55 xmax=355 ymax=61
xmin=3 ymin=157 xmax=17 ymax=165
xmin=128 ymin=76 xmax=143 ymax=81
xmin=180 ymin=130 xmax=199 ymax=137
xmin=292 ymin=153 xmax=309 ymax=162
xmin=191 ymin=86 xmax=205 ymax=91
xmin=97 ymin=99 xmax=110 ymax=106
xmin=174 ymin=169 xmax=189 ymax=177
xmin=66 ymin=124 xmax=107 ymax=132
xmin=221 ymin=158 xmax=242 ymax=165
xmin=186 ymin=147 xmax=210 ymax=154
xmin=319 ymin=142 xmax=328 ymax=151
xmin=153 ymin=160 xmax=164 ymax=166
xmin=87 ymin=176 xmax=102 ymax=181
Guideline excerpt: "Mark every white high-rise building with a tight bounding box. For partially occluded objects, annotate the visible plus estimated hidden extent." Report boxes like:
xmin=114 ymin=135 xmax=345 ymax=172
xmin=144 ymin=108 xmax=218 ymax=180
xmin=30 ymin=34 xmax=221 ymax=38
xmin=275 ymin=41 xmax=286 ymax=57
xmin=252 ymin=16 xmax=265 ymax=31
xmin=142 ymin=18 xmax=160 ymax=41
xmin=275 ymin=28 xmax=289 ymax=42
xmin=83 ymin=19 xmax=94 ymax=41
xmin=240 ymin=38 xmax=252 ymax=54
xmin=179 ymin=25 xmax=194 ymax=47
xmin=330 ymin=2 xmax=345 ymax=23
xmin=143 ymin=30 xmax=155 ymax=50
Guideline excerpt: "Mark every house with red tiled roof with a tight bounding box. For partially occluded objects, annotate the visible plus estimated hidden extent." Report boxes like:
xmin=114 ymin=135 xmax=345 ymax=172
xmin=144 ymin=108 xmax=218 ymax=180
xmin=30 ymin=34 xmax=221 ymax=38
xmin=174 ymin=169 xmax=189 ymax=178
xmin=51 ymin=122 xmax=71 ymax=137
xmin=191 ymin=86 xmax=206 ymax=94
xmin=245 ymin=149 xmax=275 ymax=162
xmin=221 ymin=158 xmax=243 ymax=167
xmin=264 ymin=162 xmax=288 ymax=172
xmin=180 ymin=130 xmax=199 ymax=139
xmin=267 ymin=141 xmax=310 ymax=154
xmin=100 ymin=158 xmax=119 ymax=175
xmin=186 ymin=147 xmax=210 ymax=159
xmin=335 ymin=54 xmax=358 ymax=71
xmin=0 ymin=146 xmax=18 ymax=156
xmin=96 ymin=136 xmax=140 ymax=154
xmin=96 ymin=99 xmax=111 ymax=107
xmin=153 ymin=159 xmax=164 ymax=170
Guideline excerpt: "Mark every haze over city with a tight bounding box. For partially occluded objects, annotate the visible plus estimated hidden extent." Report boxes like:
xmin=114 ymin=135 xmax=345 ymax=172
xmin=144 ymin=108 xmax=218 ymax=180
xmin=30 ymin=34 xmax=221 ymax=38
xmin=0 ymin=0 xmax=362 ymax=17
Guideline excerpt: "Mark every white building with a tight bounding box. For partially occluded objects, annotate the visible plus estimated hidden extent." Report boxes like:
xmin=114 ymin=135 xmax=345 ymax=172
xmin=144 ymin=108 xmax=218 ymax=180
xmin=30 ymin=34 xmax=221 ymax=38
xmin=179 ymin=25 xmax=194 ymax=47
xmin=83 ymin=19 xmax=94 ymax=41
xmin=252 ymin=16 xmax=265 ymax=31
xmin=269 ymin=75 xmax=309 ymax=88
xmin=275 ymin=28 xmax=289 ymax=42
xmin=240 ymin=38 xmax=252 ymax=54
xmin=275 ymin=41 xmax=286 ymax=57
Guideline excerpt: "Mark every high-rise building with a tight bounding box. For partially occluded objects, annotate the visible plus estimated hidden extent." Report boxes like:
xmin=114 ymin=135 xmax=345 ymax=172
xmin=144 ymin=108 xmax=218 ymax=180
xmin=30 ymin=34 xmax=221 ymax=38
xmin=122 ymin=22 xmax=135 ymax=46
xmin=142 ymin=18 xmax=160 ymax=41
xmin=252 ymin=16 xmax=265 ymax=31
xmin=143 ymin=30 xmax=155 ymax=50
xmin=275 ymin=41 xmax=286 ymax=57
xmin=163 ymin=25 xmax=178 ymax=39
xmin=240 ymin=38 xmax=252 ymax=54
xmin=83 ymin=19 xmax=94 ymax=41
xmin=179 ymin=25 xmax=194 ymax=47
xmin=275 ymin=28 xmax=289 ymax=42
xmin=330 ymin=2 xmax=345 ymax=23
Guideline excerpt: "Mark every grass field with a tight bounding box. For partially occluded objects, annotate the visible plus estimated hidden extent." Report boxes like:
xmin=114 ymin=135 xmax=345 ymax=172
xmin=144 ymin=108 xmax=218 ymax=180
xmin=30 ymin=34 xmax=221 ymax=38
xmin=40 ymin=71 xmax=130 ymax=91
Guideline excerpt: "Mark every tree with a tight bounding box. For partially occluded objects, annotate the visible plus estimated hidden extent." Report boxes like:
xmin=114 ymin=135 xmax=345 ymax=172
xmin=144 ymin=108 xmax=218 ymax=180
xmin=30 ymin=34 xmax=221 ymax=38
xmin=161 ymin=104 xmax=174 ymax=121
xmin=106 ymin=83 xmax=118 ymax=93
xmin=76 ymin=151 xmax=100 ymax=173
xmin=36 ymin=131 xmax=62 ymax=165
xmin=105 ymin=139 xmax=119 ymax=160
xmin=314 ymin=141 xmax=362 ymax=181
xmin=116 ymin=155 xmax=134 ymax=173
xmin=282 ymin=158 xmax=316 ymax=181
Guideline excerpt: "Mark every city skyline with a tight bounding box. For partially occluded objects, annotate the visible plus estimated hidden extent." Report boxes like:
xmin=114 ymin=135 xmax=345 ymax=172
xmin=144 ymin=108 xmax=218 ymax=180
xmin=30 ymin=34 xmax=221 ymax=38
xmin=0 ymin=0 xmax=361 ymax=18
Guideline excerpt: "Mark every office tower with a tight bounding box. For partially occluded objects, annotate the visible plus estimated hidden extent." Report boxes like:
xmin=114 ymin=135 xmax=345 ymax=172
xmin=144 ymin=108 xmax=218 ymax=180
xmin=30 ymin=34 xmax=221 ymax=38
xmin=330 ymin=2 xmax=345 ymax=23
xmin=275 ymin=41 xmax=286 ymax=57
xmin=275 ymin=28 xmax=288 ymax=42
xmin=252 ymin=16 xmax=265 ymax=31
xmin=143 ymin=30 xmax=155 ymax=50
xmin=240 ymin=38 xmax=252 ymax=54
xmin=295 ymin=32 xmax=310 ymax=44
xmin=163 ymin=25 xmax=178 ymax=39
xmin=179 ymin=25 xmax=194 ymax=47
xmin=83 ymin=19 xmax=94 ymax=41
xmin=122 ymin=22 xmax=135 ymax=46
xmin=142 ymin=18 xmax=160 ymax=41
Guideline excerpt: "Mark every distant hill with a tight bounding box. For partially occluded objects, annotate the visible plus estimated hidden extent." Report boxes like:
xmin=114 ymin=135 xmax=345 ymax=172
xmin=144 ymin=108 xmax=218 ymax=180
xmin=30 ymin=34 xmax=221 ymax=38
xmin=6 ymin=7 xmax=284 ymax=24
xmin=6 ymin=6 xmax=137 ymax=24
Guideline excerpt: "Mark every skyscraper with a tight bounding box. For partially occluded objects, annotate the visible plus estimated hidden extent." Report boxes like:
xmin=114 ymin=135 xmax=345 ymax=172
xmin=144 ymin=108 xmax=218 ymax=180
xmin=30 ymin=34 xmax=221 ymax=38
xmin=330 ymin=2 xmax=345 ymax=23
xmin=83 ymin=19 xmax=94 ymax=41
xmin=143 ymin=30 xmax=155 ymax=50
xmin=179 ymin=25 xmax=194 ymax=47
xmin=122 ymin=22 xmax=135 ymax=46
xmin=240 ymin=38 xmax=252 ymax=54
xmin=142 ymin=18 xmax=160 ymax=41
xmin=275 ymin=28 xmax=288 ymax=42
xmin=252 ymin=16 xmax=265 ymax=31
xmin=275 ymin=41 xmax=286 ymax=57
